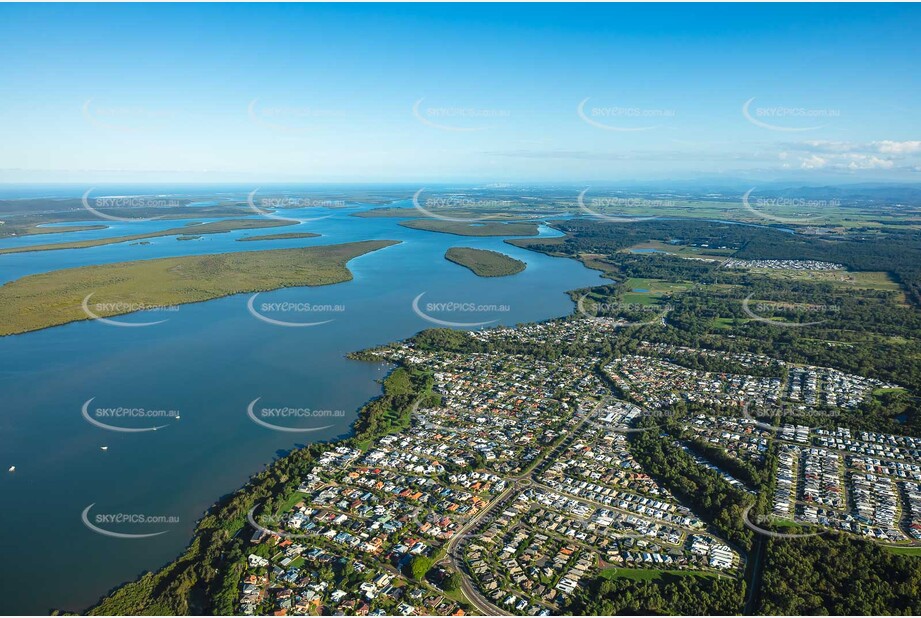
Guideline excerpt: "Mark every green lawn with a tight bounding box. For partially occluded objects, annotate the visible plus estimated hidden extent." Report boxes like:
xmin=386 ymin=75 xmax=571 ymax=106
xmin=599 ymin=567 xmax=720 ymax=581
xmin=621 ymin=277 xmax=691 ymax=305
xmin=624 ymin=241 xmax=734 ymax=260
xmin=883 ymin=546 xmax=921 ymax=557
xmin=752 ymin=268 xmax=904 ymax=299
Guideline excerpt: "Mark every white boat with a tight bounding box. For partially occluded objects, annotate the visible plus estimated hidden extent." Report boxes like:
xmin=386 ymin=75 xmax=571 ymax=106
xmin=8 ymin=466 xmax=14 ymax=472
xmin=100 ymin=446 xmax=109 ymax=451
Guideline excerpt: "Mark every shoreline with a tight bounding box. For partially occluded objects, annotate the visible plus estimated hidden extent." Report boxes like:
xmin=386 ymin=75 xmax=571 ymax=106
xmin=78 ymin=241 xmax=591 ymax=616
xmin=0 ymin=240 xmax=399 ymax=337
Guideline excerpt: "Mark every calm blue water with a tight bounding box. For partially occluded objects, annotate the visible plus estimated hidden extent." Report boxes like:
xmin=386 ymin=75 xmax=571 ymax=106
xmin=0 ymin=199 xmax=603 ymax=615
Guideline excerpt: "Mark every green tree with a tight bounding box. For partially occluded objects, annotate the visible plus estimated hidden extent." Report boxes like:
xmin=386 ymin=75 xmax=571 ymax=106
xmin=443 ymin=571 xmax=462 ymax=593
xmin=405 ymin=555 xmax=433 ymax=581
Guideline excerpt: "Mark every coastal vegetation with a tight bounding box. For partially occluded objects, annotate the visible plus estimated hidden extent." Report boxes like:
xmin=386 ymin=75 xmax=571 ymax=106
xmin=0 ymin=240 xmax=398 ymax=336
xmin=0 ymin=223 xmax=108 ymax=237
xmin=354 ymin=207 xmax=534 ymax=220
xmin=399 ymin=218 xmax=539 ymax=237
xmin=352 ymin=207 xmax=420 ymax=218
xmin=0 ymin=197 xmax=266 ymax=239
xmin=236 ymin=232 xmax=320 ymax=242
xmin=444 ymin=247 xmax=526 ymax=277
xmin=0 ymin=219 xmax=296 ymax=254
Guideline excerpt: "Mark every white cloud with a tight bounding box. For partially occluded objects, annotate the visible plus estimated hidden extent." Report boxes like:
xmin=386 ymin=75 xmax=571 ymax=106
xmin=873 ymin=140 xmax=921 ymax=154
xmin=800 ymin=155 xmax=828 ymax=169
xmin=785 ymin=139 xmax=919 ymax=172
xmin=801 ymin=140 xmax=857 ymax=153
xmin=845 ymin=155 xmax=895 ymax=170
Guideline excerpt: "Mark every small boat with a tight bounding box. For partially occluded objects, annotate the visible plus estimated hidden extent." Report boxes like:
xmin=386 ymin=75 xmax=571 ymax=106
xmin=100 ymin=446 xmax=109 ymax=451
xmin=175 ymin=415 xmax=181 ymax=420
xmin=8 ymin=466 xmax=14 ymax=472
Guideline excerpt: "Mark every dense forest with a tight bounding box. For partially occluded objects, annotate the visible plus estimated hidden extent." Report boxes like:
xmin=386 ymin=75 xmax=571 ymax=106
xmin=567 ymin=571 xmax=745 ymax=615
xmin=758 ymin=534 xmax=921 ymax=615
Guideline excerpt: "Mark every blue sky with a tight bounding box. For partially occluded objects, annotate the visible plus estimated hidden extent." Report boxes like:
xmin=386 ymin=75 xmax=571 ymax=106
xmin=1 ymin=3 xmax=919 ymax=184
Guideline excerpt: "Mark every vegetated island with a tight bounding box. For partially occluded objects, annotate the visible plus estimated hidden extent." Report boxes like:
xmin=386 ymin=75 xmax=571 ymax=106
xmin=399 ymin=218 xmax=539 ymax=237
xmin=0 ymin=239 xmax=398 ymax=336
xmin=0 ymin=219 xmax=297 ymax=255
xmin=354 ymin=207 xmax=532 ymax=220
xmin=236 ymin=232 xmax=320 ymax=242
xmin=444 ymin=246 xmax=526 ymax=277
xmin=0 ymin=223 xmax=109 ymax=237
xmin=351 ymin=207 xmax=420 ymax=218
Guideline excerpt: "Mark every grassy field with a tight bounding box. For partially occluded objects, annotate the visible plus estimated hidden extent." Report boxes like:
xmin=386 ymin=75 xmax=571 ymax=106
xmin=0 ymin=219 xmax=295 ymax=255
xmin=0 ymin=239 xmax=398 ymax=336
xmin=751 ymin=267 xmax=902 ymax=291
xmin=624 ymin=240 xmax=734 ymax=260
xmin=599 ymin=567 xmax=720 ymax=582
xmin=236 ymin=231 xmax=320 ymax=242
xmin=399 ymin=218 xmax=539 ymax=237
xmin=444 ymin=247 xmax=526 ymax=277
xmin=621 ymin=277 xmax=692 ymax=305
xmin=883 ymin=546 xmax=921 ymax=557
xmin=749 ymin=268 xmax=907 ymax=305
